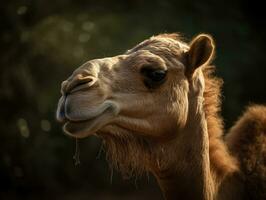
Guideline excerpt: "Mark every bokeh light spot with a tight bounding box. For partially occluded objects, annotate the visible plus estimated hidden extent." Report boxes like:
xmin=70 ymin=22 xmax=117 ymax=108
xmin=17 ymin=6 xmax=28 ymax=15
xmin=41 ymin=119 xmax=51 ymax=132
xmin=82 ymin=21 xmax=94 ymax=32
xmin=17 ymin=118 xmax=30 ymax=138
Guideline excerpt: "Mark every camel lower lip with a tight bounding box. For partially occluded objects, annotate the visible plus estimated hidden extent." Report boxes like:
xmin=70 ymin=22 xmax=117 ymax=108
xmin=63 ymin=119 xmax=94 ymax=136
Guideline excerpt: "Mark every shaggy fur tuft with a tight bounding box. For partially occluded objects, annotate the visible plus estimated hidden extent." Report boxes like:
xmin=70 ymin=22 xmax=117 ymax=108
xmin=202 ymin=66 xmax=238 ymax=179
xmin=226 ymin=105 xmax=266 ymax=199
xmin=101 ymin=133 xmax=152 ymax=178
xmin=101 ymin=132 xmax=181 ymax=178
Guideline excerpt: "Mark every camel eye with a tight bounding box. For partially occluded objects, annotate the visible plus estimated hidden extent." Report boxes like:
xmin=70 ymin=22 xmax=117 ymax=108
xmin=141 ymin=67 xmax=167 ymax=88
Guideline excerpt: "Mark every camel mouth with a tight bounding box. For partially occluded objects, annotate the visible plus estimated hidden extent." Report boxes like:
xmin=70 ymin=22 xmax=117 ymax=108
xmin=62 ymin=104 xmax=119 ymax=138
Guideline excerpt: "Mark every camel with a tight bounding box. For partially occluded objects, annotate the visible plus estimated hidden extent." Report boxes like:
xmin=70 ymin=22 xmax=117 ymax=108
xmin=56 ymin=33 xmax=266 ymax=200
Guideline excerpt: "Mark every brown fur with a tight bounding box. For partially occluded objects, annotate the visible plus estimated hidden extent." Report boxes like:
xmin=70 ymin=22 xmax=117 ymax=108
xmin=57 ymin=33 xmax=266 ymax=200
xmin=226 ymin=105 xmax=266 ymax=199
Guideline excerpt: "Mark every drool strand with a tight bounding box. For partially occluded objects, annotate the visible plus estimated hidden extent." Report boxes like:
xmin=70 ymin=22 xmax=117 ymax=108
xmin=73 ymin=138 xmax=81 ymax=165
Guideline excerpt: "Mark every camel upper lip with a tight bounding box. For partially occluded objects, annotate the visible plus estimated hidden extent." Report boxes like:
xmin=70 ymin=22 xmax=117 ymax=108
xmin=63 ymin=104 xmax=112 ymax=124
xmin=56 ymin=99 xmax=119 ymax=138
xmin=63 ymin=106 xmax=115 ymax=138
xmin=56 ymin=96 xmax=95 ymax=123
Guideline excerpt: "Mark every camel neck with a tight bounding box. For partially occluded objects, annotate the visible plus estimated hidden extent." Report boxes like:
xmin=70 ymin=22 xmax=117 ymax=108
xmin=153 ymin=97 xmax=215 ymax=200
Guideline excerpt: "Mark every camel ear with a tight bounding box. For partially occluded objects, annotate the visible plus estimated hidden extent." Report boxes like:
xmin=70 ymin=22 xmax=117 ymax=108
xmin=186 ymin=34 xmax=215 ymax=76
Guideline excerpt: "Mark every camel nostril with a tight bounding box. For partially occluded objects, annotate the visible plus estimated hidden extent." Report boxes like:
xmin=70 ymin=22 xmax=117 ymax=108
xmin=75 ymin=78 xmax=92 ymax=88
xmin=66 ymin=75 xmax=96 ymax=94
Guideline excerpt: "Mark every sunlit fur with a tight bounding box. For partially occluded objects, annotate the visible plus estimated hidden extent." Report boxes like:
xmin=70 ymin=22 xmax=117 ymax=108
xmin=57 ymin=33 xmax=266 ymax=200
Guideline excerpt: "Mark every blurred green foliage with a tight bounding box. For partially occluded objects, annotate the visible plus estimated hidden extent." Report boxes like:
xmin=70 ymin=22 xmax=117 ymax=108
xmin=0 ymin=0 xmax=265 ymax=199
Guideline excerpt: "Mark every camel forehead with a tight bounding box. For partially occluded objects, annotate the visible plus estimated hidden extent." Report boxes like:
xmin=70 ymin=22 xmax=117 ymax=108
xmin=123 ymin=34 xmax=188 ymax=72
xmin=127 ymin=34 xmax=189 ymax=55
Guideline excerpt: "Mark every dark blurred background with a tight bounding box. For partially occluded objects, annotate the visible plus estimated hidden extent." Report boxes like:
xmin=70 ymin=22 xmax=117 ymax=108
xmin=0 ymin=0 xmax=265 ymax=199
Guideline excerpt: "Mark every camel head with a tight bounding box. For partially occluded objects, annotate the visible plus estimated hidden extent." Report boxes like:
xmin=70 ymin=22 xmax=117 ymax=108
xmin=56 ymin=33 xmax=215 ymax=175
